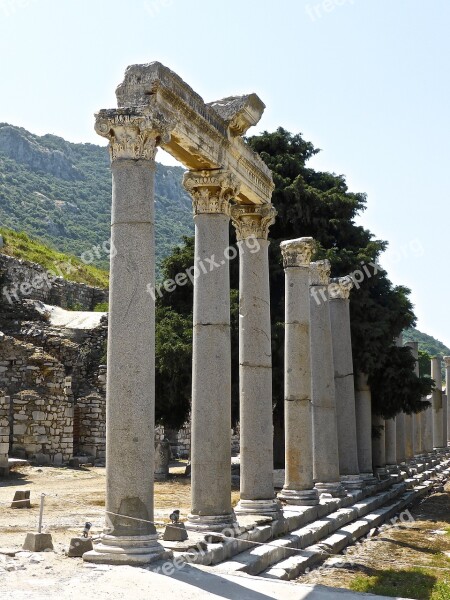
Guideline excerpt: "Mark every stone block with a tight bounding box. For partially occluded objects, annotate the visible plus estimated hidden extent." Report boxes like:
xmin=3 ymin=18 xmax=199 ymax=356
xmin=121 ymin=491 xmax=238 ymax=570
xmin=12 ymin=490 xmax=31 ymax=509
xmin=163 ymin=523 xmax=188 ymax=542
xmin=22 ymin=532 xmax=53 ymax=552
xmin=67 ymin=537 xmax=93 ymax=557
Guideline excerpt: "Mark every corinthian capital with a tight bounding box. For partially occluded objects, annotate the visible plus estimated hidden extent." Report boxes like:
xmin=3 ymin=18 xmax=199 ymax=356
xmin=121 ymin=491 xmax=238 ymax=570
xmin=280 ymin=237 xmax=316 ymax=268
xmin=329 ymin=276 xmax=354 ymax=300
xmin=95 ymin=103 xmax=176 ymax=162
xmin=183 ymin=170 xmax=240 ymax=215
xmin=230 ymin=204 xmax=276 ymax=241
xmin=309 ymin=260 xmax=331 ymax=286
xmin=444 ymin=356 xmax=450 ymax=368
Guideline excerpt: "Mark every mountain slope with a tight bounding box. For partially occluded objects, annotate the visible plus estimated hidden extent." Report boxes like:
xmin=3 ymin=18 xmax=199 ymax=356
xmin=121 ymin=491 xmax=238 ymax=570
xmin=0 ymin=123 xmax=193 ymax=272
xmin=404 ymin=328 xmax=450 ymax=360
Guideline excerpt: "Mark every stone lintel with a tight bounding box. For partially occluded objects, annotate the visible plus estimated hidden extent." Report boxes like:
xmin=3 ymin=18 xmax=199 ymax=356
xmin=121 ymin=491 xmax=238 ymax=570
xmin=111 ymin=61 xmax=274 ymax=205
xmin=280 ymin=237 xmax=316 ymax=268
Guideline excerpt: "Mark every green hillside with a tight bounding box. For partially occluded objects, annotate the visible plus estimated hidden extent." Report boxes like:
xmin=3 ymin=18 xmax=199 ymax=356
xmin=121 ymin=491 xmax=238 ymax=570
xmin=403 ymin=328 xmax=450 ymax=360
xmin=0 ymin=123 xmax=193 ymax=273
xmin=0 ymin=227 xmax=109 ymax=289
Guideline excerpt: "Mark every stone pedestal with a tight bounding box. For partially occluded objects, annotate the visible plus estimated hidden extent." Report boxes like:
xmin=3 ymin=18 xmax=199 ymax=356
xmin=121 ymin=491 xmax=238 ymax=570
xmin=231 ymin=204 xmax=281 ymax=518
xmin=183 ymin=170 xmax=239 ymax=532
xmin=329 ymin=277 xmax=364 ymax=491
xmin=310 ymin=261 xmax=346 ymax=498
xmin=23 ymin=532 xmax=54 ymax=552
xmin=385 ymin=418 xmax=397 ymax=469
xmin=355 ymin=372 xmax=377 ymax=484
xmin=278 ymin=238 xmax=319 ymax=506
xmin=83 ymin=107 xmax=173 ymax=565
xmin=431 ymin=357 xmax=444 ymax=449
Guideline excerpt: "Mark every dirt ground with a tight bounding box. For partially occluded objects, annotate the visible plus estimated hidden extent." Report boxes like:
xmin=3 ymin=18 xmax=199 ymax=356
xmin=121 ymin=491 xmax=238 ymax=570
xmin=296 ymin=481 xmax=450 ymax=599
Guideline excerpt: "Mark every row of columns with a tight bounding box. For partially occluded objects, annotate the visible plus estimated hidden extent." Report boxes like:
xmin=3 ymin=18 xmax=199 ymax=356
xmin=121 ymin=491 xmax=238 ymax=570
xmin=84 ymin=110 xmax=449 ymax=561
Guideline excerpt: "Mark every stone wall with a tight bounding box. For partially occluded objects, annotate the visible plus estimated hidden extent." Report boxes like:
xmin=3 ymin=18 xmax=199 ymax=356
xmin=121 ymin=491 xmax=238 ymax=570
xmin=0 ymin=254 xmax=108 ymax=311
xmin=75 ymin=393 xmax=105 ymax=460
xmin=164 ymin=420 xmax=240 ymax=459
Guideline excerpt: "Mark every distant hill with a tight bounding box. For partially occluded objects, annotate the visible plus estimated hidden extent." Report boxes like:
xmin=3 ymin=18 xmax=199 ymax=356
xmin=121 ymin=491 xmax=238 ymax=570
xmin=403 ymin=328 xmax=450 ymax=360
xmin=0 ymin=123 xmax=193 ymax=273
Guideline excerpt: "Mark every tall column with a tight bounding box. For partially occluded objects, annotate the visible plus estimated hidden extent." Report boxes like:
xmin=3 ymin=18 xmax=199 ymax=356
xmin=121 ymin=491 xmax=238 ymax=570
xmin=310 ymin=261 xmax=346 ymax=498
xmin=230 ymin=204 xmax=281 ymax=517
xmin=372 ymin=415 xmax=388 ymax=478
xmin=443 ymin=393 xmax=448 ymax=449
xmin=355 ymin=372 xmax=377 ymax=484
xmin=406 ymin=342 xmax=422 ymax=457
xmin=329 ymin=277 xmax=364 ymax=490
xmin=444 ymin=357 xmax=450 ymax=446
xmin=278 ymin=238 xmax=319 ymax=506
xmin=183 ymin=170 xmax=238 ymax=532
xmin=431 ymin=357 xmax=444 ymax=450
xmin=396 ymin=413 xmax=406 ymax=465
xmin=422 ymin=394 xmax=434 ymax=454
xmin=84 ymin=107 xmax=174 ymax=565
xmin=385 ymin=418 xmax=397 ymax=470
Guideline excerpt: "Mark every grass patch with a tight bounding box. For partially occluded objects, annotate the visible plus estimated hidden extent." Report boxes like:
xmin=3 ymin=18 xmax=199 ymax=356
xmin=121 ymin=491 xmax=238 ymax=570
xmin=0 ymin=227 xmax=109 ymax=288
xmin=350 ymin=568 xmax=450 ymax=599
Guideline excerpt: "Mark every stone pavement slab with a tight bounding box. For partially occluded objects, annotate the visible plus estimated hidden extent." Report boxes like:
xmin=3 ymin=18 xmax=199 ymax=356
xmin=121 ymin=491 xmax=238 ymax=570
xmin=2 ymin=563 xmax=412 ymax=600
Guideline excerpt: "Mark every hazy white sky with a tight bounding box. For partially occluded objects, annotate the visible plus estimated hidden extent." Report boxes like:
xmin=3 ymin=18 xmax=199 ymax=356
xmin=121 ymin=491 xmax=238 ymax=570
xmin=1 ymin=0 xmax=449 ymax=346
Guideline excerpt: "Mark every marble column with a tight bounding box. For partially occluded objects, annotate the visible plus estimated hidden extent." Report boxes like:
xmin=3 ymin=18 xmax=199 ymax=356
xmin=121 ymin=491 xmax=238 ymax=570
xmin=84 ymin=107 xmax=174 ymax=565
xmin=278 ymin=238 xmax=319 ymax=506
xmin=431 ymin=357 xmax=444 ymax=450
xmin=385 ymin=418 xmax=397 ymax=470
xmin=422 ymin=394 xmax=434 ymax=454
xmin=355 ymin=372 xmax=377 ymax=484
xmin=445 ymin=357 xmax=450 ymax=445
xmin=329 ymin=277 xmax=364 ymax=490
xmin=372 ymin=415 xmax=388 ymax=479
xmin=406 ymin=342 xmax=422 ymax=457
xmin=183 ymin=170 xmax=239 ymax=531
xmin=310 ymin=261 xmax=346 ymax=498
xmin=396 ymin=412 xmax=406 ymax=465
xmin=230 ymin=204 xmax=281 ymax=517
xmin=443 ymin=393 xmax=448 ymax=449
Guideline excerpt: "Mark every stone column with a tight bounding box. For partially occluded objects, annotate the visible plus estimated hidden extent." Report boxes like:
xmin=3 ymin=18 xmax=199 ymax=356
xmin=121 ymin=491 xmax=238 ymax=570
xmin=278 ymin=238 xmax=319 ymax=506
xmin=355 ymin=373 xmax=377 ymax=484
xmin=422 ymin=395 xmax=434 ymax=454
xmin=443 ymin=393 xmax=448 ymax=449
xmin=431 ymin=357 xmax=444 ymax=450
xmin=328 ymin=277 xmax=364 ymax=490
xmin=403 ymin=341 xmax=415 ymax=460
xmin=230 ymin=204 xmax=281 ymax=517
xmin=372 ymin=415 xmax=388 ymax=479
xmin=183 ymin=170 xmax=239 ymax=532
xmin=84 ymin=107 xmax=174 ymax=565
xmin=310 ymin=261 xmax=346 ymax=498
xmin=385 ymin=418 xmax=397 ymax=470
xmin=406 ymin=342 xmax=422 ymax=457
xmin=396 ymin=413 xmax=406 ymax=465
xmin=445 ymin=357 xmax=450 ymax=445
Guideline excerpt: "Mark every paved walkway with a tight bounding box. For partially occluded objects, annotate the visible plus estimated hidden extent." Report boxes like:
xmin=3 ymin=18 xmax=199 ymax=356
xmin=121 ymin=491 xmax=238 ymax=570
xmin=3 ymin=563 xmax=411 ymax=600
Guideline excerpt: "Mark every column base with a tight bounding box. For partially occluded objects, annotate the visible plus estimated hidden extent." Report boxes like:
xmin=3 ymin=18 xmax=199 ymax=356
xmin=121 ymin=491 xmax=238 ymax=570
xmin=278 ymin=488 xmax=320 ymax=506
xmin=185 ymin=513 xmax=238 ymax=533
xmin=360 ymin=472 xmax=379 ymax=486
xmin=83 ymin=534 xmax=170 ymax=566
xmin=340 ymin=475 xmax=366 ymax=491
xmin=234 ymin=498 xmax=283 ymax=518
xmin=374 ymin=467 xmax=390 ymax=480
xmin=314 ymin=481 xmax=347 ymax=498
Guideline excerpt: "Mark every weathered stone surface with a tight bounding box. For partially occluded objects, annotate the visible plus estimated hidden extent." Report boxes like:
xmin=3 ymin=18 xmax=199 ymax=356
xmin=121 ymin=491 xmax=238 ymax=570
xmin=22 ymin=532 xmax=53 ymax=552
xmin=163 ymin=523 xmax=188 ymax=542
xmin=67 ymin=537 xmax=94 ymax=557
xmin=11 ymin=490 xmax=31 ymax=509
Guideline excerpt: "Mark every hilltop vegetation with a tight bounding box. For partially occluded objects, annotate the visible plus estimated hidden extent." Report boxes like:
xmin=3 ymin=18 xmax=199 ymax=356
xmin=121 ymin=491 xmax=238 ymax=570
xmin=0 ymin=227 xmax=109 ymax=288
xmin=0 ymin=123 xmax=193 ymax=273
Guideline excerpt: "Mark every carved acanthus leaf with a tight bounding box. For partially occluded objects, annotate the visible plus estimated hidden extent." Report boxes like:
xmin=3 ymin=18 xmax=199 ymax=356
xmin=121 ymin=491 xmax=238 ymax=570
xmin=309 ymin=260 xmax=331 ymax=286
xmin=230 ymin=204 xmax=276 ymax=240
xmin=183 ymin=170 xmax=240 ymax=215
xmin=280 ymin=237 xmax=316 ymax=268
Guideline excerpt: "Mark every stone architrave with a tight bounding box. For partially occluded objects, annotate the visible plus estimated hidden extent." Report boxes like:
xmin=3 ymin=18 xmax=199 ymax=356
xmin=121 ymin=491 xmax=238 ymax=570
xmin=355 ymin=373 xmax=377 ymax=484
xmin=385 ymin=418 xmax=397 ymax=470
xmin=84 ymin=104 xmax=175 ymax=565
xmin=183 ymin=170 xmax=239 ymax=532
xmin=328 ymin=277 xmax=364 ymax=491
xmin=372 ymin=414 xmax=388 ymax=478
xmin=277 ymin=238 xmax=319 ymax=506
xmin=310 ymin=261 xmax=346 ymax=498
xmin=406 ymin=342 xmax=423 ymax=457
xmin=444 ymin=357 xmax=450 ymax=445
xmin=230 ymin=204 xmax=282 ymax=517
xmin=431 ymin=357 xmax=444 ymax=449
